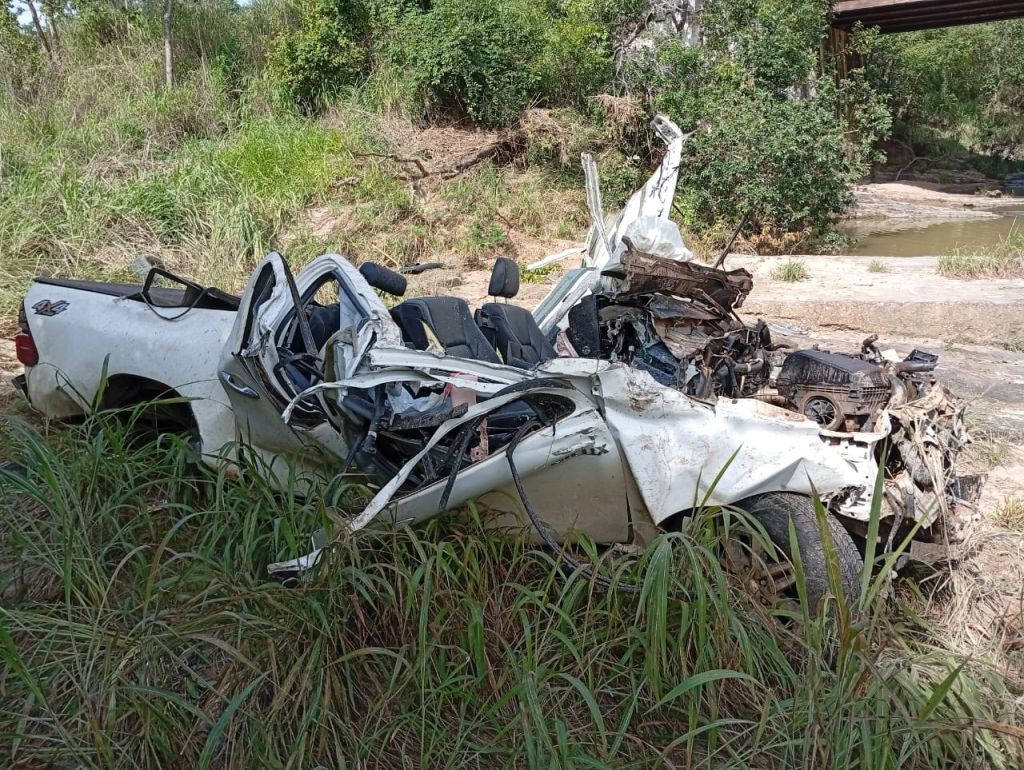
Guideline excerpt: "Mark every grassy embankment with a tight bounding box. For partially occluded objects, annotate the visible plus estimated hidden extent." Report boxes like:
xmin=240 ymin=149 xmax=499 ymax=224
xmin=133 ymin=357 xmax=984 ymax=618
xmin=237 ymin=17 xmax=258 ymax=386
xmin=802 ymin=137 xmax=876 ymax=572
xmin=0 ymin=41 xmax=596 ymax=337
xmin=937 ymin=231 xmax=1024 ymax=280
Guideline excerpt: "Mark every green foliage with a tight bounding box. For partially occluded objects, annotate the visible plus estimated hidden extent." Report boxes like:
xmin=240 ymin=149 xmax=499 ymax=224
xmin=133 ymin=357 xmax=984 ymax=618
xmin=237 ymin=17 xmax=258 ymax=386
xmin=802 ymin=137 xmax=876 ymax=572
xmin=268 ymin=0 xmax=374 ymax=111
xmin=702 ymin=0 xmax=832 ymax=91
xmin=0 ymin=4 xmax=42 ymax=95
xmin=771 ymin=258 xmax=810 ymax=282
xmin=627 ymin=0 xmax=889 ymax=237
xmin=677 ymin=89 xmax=867 ymax=235
xmin=937 ymin=230 xmax=1024 ymax=279
xmin=388 ymin=0 xmax=549 ymax=125
xmin=535 ymin=0 xmax=639 ymax=106
xmin=376 ymin=0 xmax=633 ymax=125
xmin=68 ymin=0 xmax=148 ymax=48
xmin=866 ymin=20 xmax=1024 ymax=158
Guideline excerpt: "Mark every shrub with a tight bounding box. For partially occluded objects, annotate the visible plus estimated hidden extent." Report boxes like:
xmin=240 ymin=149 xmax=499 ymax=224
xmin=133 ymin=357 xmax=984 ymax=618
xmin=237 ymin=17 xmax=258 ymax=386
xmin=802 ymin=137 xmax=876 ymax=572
xmin=772 ymin=258 xmax=810 ymax=282
xmin=866 ymin=20 xmax=1024 ymax=158
xmin=627 ymin=0 xmax=889 ymax=238
xmin=678 ymin=90 xmax=865 ymax=236
xmin=0 ymin=6 xmax=44 ymax=96
xmin=268 ymin=0 xmax=374 ymax=112
xmin=535 ymin=0 xmax=640 ymax=106
xmin=388 ymin=0 xmax=549 ymax=125
xmin=702 ymin=0 xmax=832 ymax=92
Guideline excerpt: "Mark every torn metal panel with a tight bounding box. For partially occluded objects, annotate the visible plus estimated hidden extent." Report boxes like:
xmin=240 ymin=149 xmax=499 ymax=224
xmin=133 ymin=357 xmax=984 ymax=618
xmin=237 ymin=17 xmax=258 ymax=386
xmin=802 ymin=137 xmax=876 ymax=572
xmin=581 ymin=114 xmax=689 ymax=272
xmin=582 ymin=153 xmax=614 ymax=266
xmin=609 ymin=250 xmax=753 ymax=310
xmin=595 ymin=365 xmax=879 ymax=523
xmin=603 ymin=116 xmax=687 ymax=258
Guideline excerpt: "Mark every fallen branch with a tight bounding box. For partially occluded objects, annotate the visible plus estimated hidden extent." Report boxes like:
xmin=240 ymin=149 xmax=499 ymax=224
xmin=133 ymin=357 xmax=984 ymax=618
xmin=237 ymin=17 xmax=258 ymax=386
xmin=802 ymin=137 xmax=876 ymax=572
xmin=355 ymin=132 xmax=525 ymax=183
xmin=436 ymin=134 xmax=522 ymax=179
xmin=355 ymin=152 xmax=428 ymax=179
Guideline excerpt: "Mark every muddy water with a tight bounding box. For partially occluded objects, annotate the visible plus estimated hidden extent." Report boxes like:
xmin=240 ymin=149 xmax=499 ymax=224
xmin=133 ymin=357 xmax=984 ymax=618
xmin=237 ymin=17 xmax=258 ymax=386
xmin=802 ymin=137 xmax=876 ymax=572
xmin=843 ymin=212 xmax=1024 ymax=257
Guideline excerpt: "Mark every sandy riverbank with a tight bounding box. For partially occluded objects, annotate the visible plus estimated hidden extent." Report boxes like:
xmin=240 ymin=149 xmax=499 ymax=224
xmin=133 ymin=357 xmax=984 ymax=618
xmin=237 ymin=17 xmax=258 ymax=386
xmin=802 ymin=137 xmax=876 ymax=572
xmin=851 ymin=181 xmax=1021 ymax=221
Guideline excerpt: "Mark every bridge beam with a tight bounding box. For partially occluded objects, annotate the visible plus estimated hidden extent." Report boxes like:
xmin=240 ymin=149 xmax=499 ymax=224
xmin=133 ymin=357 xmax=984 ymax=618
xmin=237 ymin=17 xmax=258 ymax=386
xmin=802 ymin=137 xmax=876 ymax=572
xmin=833 ymin=0 xmax=1024 ymax=33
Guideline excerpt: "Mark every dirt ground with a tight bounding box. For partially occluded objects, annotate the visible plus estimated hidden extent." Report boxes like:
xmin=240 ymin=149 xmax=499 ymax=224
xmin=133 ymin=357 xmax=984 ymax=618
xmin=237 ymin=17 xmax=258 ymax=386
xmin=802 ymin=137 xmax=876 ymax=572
xmin=852 ymin=180 xmax=1023 ymax=219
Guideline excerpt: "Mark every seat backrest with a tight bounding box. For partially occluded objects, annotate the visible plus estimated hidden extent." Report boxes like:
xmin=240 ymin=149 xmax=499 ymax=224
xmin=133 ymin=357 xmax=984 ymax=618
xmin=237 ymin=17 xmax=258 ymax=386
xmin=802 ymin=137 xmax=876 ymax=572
xmin=390 ymin=296 xmax=501 ymax=363
xmin=476 ymin=302 xmax=557 ymax=368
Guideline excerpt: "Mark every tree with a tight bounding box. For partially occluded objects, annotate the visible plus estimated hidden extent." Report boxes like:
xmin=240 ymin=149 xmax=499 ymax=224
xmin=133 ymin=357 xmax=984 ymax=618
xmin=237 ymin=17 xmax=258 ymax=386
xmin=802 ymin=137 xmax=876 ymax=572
xmin=1 ymin=2 xmax=41 ymax=92
xmin=626 ymin=0 xmax=889 ymax=236
xmin=20 ymin=0 xmax=53 ymax=59
xmin=163 ymin=0 xmax=173 ymax=86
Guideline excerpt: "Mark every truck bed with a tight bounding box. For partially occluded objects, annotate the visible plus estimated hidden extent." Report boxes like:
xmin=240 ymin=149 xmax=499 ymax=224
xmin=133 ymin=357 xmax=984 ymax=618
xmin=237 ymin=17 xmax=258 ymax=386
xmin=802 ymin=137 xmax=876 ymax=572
xmin=34 ymin=276 xmax=240 ymax=312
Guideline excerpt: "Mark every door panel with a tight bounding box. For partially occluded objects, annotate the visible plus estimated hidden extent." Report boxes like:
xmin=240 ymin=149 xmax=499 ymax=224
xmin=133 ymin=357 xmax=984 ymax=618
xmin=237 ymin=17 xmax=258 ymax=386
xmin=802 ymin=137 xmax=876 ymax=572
xmin=218 ymin=253 xmax=327 ymax=457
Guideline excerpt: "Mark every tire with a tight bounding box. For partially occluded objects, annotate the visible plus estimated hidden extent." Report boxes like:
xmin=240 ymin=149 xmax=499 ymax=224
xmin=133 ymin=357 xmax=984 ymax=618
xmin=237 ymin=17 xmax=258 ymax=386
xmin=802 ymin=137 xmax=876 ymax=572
xmin=738 ymin=492 xmax=862 ymax=612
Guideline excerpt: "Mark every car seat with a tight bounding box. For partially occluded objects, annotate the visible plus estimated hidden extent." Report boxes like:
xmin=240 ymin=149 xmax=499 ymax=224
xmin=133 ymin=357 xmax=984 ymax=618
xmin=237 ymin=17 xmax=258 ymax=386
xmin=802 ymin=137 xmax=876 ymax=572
xmin=475 ymin=257 xmax=557 ymax=368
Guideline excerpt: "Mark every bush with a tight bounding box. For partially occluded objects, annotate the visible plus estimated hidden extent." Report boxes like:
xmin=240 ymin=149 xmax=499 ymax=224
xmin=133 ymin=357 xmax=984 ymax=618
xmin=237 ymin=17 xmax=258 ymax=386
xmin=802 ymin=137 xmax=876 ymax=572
xmin=388 ymin=0 xmax=548 ymax=125
xmin=677 ymin=89 xmax=866 ymax=235
xmin=702 ymin=0 xmax=832 ymax=92
xmin=626 ymin=0 xmax=888 ymax=237
xmin=866 ymin=20 xmax=1024 ymax=158
xmin=0 ymin=6 xmax=44 ymax=96
xmin=535 ymin=0 xmax=639 ymax=106
xmin=268 ymin=0 xmax=374 ymax=112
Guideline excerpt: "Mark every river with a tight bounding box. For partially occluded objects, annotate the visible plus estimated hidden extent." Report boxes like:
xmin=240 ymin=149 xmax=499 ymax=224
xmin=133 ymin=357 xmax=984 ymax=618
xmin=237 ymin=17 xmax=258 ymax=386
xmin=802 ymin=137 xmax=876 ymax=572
xmin=842 ymin=210 xmax=1024 ymax=257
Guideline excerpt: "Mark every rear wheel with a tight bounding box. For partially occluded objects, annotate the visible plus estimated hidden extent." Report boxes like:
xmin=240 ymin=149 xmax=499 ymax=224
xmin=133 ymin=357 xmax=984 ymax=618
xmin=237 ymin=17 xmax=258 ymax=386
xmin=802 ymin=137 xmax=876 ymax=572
xmin=732 ymin=492 xmax=862 ymax=612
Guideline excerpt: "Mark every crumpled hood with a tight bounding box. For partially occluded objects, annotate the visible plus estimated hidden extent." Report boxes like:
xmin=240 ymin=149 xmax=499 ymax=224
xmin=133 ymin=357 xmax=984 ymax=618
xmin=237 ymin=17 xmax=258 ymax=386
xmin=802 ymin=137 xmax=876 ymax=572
xmin=595 ymin=366 xmax=877 ymax=522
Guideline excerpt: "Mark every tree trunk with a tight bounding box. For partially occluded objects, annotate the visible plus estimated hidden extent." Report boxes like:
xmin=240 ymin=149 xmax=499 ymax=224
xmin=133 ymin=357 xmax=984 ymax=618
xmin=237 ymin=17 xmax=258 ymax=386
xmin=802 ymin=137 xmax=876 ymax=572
xmin=163 ymin=0 xmax=174 ymax=87
xmin=24 ymin=1 xmax=53 ymax=60
xmin=41 ymin=0 xmax=61 ymax=53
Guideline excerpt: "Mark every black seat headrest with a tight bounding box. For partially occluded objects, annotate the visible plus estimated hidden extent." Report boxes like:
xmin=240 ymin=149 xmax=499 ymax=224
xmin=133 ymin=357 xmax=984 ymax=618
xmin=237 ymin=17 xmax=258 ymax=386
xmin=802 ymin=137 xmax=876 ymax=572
xmin=488 ymin=257 xmax=520 ymax=299
xmin=359 ymin=262 xmax=407 ymax=296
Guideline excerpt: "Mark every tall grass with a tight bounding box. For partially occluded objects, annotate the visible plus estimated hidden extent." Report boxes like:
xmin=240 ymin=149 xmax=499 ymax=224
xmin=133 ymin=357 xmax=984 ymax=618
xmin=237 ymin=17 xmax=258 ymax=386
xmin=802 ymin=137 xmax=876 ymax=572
xmin=1 ymin=412 xmax=1022 ymax=768
xmin=937 ymin=230 xmax=1024 ymax=280
xmin=0 ymin=106 xmax=377 ymax=328
xmin=771 ymin=258 xmax=810 ymax=282
xmin=0 ymin=34 xmax=387 ymax=334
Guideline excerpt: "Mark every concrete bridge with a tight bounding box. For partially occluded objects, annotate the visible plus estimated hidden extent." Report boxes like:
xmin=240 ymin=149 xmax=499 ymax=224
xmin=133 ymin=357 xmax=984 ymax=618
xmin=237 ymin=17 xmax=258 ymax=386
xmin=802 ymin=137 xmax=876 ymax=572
xmin=832 ymin=0 xmax=1024 ymax=34
xmin=828 ymin=0 xmax=1024 ymax=82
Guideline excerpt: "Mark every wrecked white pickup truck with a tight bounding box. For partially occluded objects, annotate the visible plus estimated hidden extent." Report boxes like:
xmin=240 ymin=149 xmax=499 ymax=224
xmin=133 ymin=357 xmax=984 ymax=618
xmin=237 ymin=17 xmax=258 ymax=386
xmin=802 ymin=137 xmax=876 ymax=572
xmin=12 ymin=115 xmax=970 ymax=608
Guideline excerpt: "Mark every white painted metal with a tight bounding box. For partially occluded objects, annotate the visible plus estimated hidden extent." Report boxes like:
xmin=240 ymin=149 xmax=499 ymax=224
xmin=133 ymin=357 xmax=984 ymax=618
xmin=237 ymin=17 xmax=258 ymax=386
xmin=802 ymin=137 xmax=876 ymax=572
xmin=22 ymin=281 xmax=238 ymax=460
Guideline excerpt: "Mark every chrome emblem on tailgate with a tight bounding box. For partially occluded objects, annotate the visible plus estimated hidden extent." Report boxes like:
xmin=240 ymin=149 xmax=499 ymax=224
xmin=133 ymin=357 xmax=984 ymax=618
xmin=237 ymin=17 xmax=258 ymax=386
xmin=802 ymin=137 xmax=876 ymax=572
xmin=32 ymin=299 xmax=70 ymax=316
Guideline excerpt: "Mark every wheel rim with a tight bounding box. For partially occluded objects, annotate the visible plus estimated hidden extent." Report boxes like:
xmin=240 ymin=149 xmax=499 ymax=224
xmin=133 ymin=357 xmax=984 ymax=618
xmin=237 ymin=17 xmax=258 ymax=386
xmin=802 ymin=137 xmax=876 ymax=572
xmin=725 ymin=538 xmax=800 ymax=610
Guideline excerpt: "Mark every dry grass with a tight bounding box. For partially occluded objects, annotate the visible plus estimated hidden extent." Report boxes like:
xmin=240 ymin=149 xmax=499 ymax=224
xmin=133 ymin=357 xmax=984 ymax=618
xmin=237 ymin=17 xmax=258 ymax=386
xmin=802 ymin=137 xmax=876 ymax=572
xmin=970 ymin=433 xmax=1014 ymax=471
xmin=995 ymin=497 xmax=1024 ymax=531
xmin=867 ymin=259 xmax=888 ymax=273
